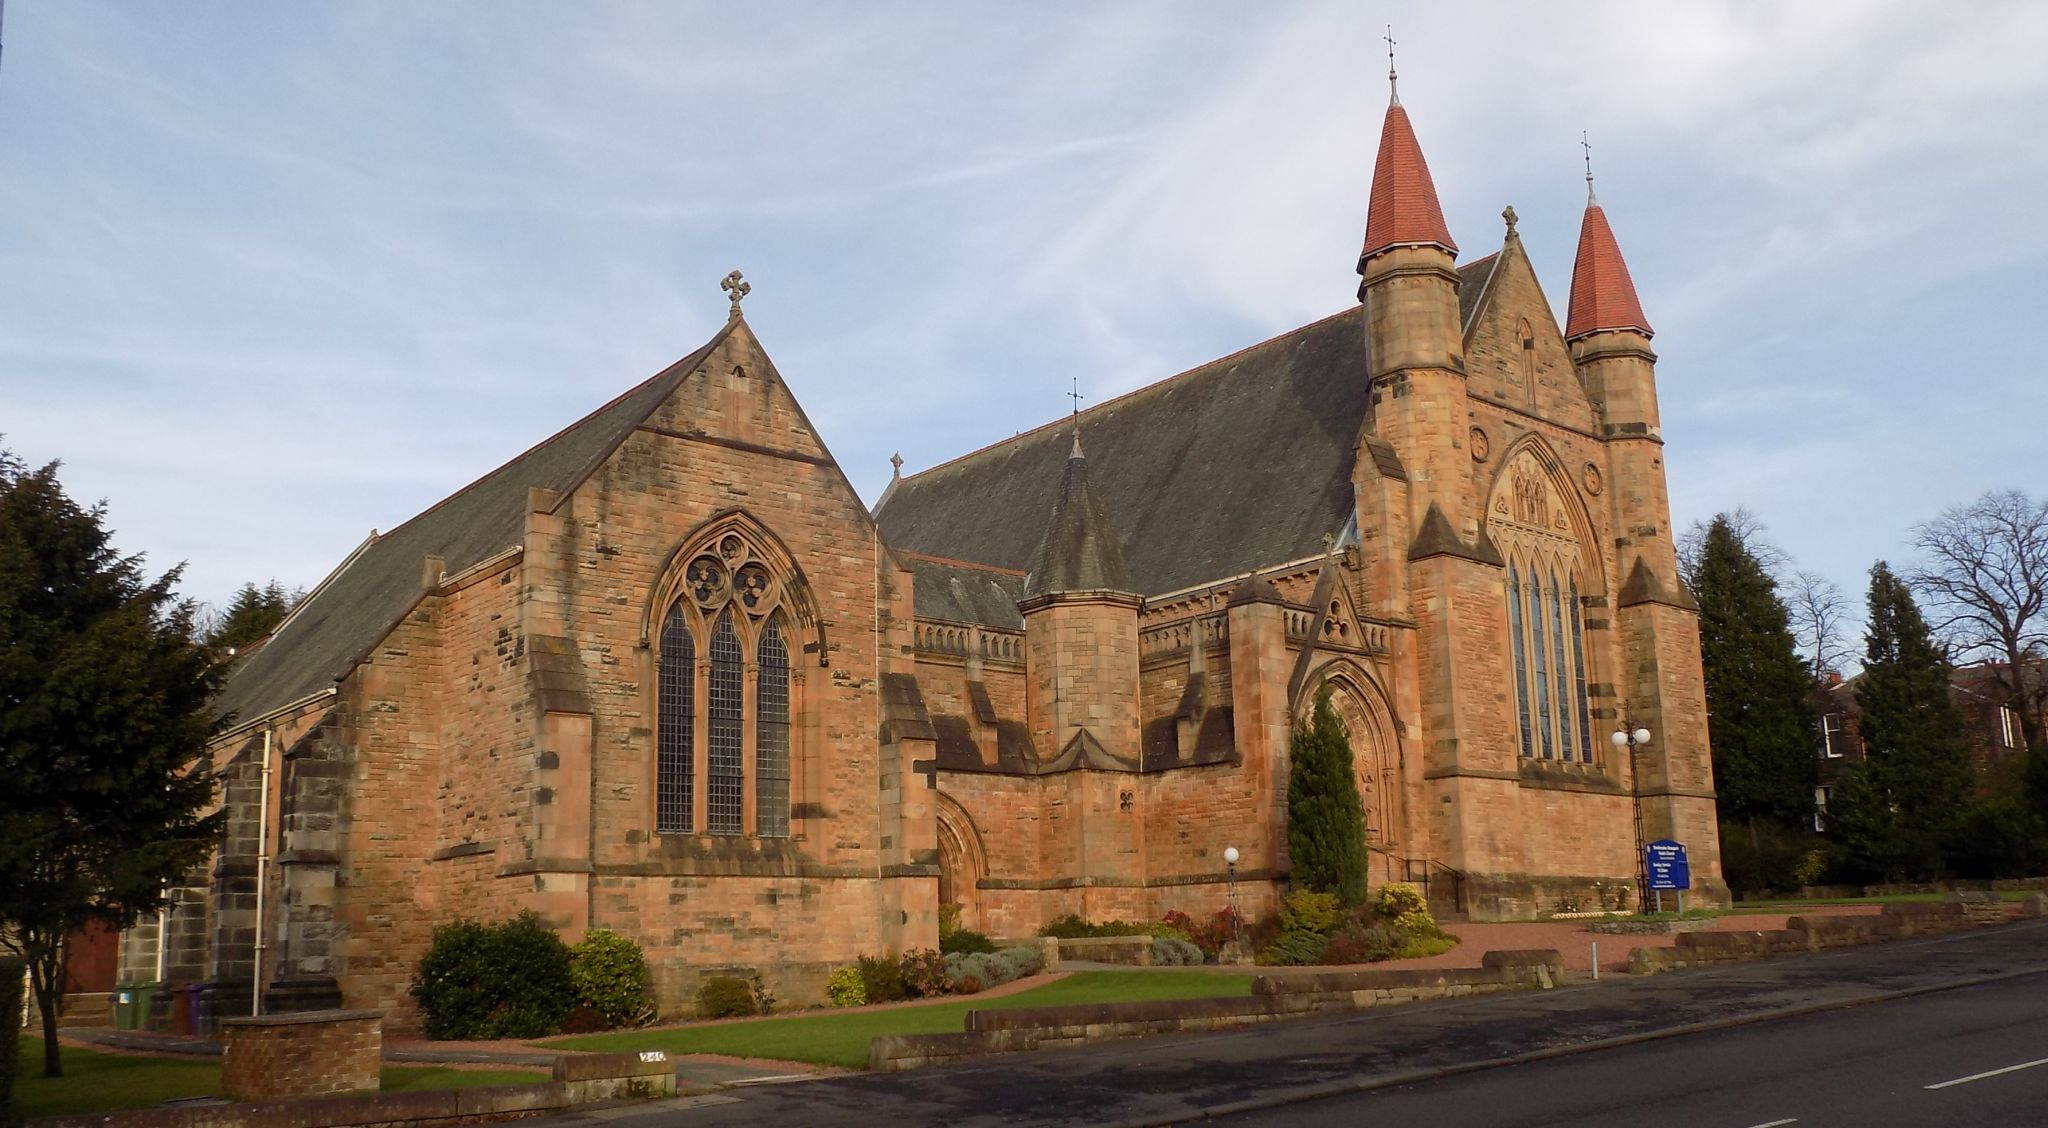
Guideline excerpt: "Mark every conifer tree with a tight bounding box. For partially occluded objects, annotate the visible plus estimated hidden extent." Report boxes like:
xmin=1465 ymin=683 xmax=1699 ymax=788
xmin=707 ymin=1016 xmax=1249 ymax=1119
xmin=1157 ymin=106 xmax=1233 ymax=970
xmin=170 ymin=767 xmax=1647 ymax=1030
xmin=1287 ymin=688 xmax=1368 ymax=907
xmin=202 ymin=580 xmax=295 ymax=653
xmin=1694 ymin=515 xmax=1820 ymax=831
xmin=0 ymin=452 xmax=223 ymax=1077
xmin=1848 ymin=562 xmax=1974 ymax=878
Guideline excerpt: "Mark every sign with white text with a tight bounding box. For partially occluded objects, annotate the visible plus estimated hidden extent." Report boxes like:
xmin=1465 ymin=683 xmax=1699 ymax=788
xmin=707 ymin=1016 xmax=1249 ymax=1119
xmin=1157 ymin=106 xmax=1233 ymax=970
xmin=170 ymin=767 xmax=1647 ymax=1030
xmin=1645 ymin=839 xmax=1691 ymax=891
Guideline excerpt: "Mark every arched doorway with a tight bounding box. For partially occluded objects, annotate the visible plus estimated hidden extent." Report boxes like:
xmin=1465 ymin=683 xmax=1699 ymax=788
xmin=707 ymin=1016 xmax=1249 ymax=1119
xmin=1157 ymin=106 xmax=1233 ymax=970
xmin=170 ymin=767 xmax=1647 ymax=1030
xmin=935 ymin=795 xmax=988 ymax=932
xmin=1303 ymin=664 xmax=1406 ymax=886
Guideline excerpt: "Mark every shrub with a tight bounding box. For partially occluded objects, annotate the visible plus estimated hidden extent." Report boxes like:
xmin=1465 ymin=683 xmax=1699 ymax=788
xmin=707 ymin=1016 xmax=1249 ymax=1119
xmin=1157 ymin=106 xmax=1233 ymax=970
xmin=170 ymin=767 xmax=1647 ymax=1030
xmin=857 ymin=953 xmax=907 ymax=1004
xmin=1280 ymin=891 xmax=1342 ymax=934
xmin=1151 ymin=937 xmax=1204 ymax=966
xmin=1372 ymin=882 xmax=1427 ymax=919
xmin=1257 ymin=928 xmax=1329 ymax=966
xmin=1320 ymin=920 xmax=1408 ymax=965
xmin=993 ymin=945 xmax=1045 ymax=979
xmin=1037 ymin=914 xmax=1150 ymax=939
xmin=568 ymin=929 xmax=651 ymax=1030
xmin=940 ymin=928 xmax=997 ymax=955
xmin=697 ymin=977 xmax=758 ymax=1019
xmin=1163 ymin=908 xmax=1241 ymax=957
xmin=955 ymin=974 xmax=985 ymax=995
xmin=410 ymin=912 xmax=578 ymax=1040
xmin=899 ymin=948 xmax=950 ymax=998
xmin=826 ymin=966 xmax=867 ymax=1007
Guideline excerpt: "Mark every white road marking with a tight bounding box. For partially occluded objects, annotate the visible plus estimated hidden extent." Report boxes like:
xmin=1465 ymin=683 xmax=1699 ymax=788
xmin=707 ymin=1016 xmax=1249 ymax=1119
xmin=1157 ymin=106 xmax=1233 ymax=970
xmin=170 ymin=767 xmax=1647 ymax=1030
xmin=1924 ymin=1055 xmax=2048 ymax=1090
xmin=1742 ymin=1119 xmax=1797 ymax=1127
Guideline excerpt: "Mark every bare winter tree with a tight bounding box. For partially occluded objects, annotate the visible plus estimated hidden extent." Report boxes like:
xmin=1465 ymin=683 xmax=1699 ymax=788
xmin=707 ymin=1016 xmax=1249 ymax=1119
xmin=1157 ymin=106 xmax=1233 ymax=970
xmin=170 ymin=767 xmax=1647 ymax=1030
xmin=1785 ymin=568 xmax=1855 ymax=682
xmin=1909 ymin=488 xmax=2048 ymax=751
xmin=1678 ymin=507 xmax=1789 ymax=595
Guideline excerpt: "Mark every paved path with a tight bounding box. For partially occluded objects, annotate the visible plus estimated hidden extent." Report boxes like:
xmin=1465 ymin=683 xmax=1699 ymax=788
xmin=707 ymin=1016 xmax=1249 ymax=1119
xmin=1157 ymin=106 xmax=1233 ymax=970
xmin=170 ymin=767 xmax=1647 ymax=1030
xmin=526 ymin=918 xmax=2048 ymax=1128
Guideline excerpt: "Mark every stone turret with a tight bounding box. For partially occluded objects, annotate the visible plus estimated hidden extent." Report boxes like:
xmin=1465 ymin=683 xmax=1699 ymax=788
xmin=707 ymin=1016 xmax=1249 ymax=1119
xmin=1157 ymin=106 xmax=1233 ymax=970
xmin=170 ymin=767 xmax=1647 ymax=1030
xmin=1018 ymin=431 xmax=1141 ymax=767
xmin=1567 ymin=180 xmax=1726 ymax=903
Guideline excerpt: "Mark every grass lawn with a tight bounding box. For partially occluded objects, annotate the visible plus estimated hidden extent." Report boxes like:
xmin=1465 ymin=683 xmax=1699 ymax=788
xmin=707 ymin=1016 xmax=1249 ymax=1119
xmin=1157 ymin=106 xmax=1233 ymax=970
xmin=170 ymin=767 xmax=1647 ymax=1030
xmin=540 ymin=969 xmax=1255 ymax=1070
xmin=11 ymin=1041 xmax=546 ymax=1120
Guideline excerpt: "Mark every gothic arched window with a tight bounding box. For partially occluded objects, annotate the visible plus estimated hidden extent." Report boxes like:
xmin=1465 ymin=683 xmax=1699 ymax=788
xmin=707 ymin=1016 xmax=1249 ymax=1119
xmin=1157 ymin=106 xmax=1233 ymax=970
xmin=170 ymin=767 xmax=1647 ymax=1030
xmin=1490 ymin=449 xmax=1601 ymax=766
xmin=651 ymin=526 xmax=803 ymax=837
xmin=656 ymin=604 xmax=695 ymax=834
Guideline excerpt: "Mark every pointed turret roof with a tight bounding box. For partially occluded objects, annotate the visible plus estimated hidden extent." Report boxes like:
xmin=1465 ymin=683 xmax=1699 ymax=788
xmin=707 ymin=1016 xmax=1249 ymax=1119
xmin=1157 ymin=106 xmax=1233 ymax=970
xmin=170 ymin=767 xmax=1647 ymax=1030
xmin=1565 ymin=198 xmax=1652 ymax=340
xmin=1357 ymin=93 xmax=1458 ymax=271
xmin=1020 ymin=431 xmax=1134 ymax=600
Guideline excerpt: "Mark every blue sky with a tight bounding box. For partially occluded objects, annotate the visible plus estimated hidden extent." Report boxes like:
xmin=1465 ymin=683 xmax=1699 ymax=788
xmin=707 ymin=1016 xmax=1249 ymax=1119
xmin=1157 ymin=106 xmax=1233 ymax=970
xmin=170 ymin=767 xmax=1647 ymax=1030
xmin=3 ymin=2 xmax=2045 ymax=635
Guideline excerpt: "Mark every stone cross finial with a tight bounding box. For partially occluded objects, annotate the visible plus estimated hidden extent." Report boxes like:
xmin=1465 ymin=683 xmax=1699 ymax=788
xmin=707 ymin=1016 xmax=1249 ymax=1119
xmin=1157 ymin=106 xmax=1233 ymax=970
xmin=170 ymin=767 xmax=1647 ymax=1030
xmin=1502 ymin=205 xmax=1518 ymax=237
xmin=721 ymin=270 xmax=751 ymax=319
xmin=889 ymin=452 xmax=903 ymax=478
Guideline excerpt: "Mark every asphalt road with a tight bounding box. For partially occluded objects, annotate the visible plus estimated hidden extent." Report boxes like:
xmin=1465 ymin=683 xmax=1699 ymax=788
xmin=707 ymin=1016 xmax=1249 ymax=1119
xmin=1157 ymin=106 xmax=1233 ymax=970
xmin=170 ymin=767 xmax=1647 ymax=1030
xmin=1213 ymin=971 xmax=2048 ymax=1127
xmin=544 ymin=919 xmax=2048 ymax=1128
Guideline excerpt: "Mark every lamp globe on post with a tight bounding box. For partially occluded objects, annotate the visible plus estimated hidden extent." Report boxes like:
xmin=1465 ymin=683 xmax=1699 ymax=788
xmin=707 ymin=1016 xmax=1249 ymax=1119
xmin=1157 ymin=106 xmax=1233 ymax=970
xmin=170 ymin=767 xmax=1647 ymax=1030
xmin=1222 ymin=846 xmax=1242 ymax=949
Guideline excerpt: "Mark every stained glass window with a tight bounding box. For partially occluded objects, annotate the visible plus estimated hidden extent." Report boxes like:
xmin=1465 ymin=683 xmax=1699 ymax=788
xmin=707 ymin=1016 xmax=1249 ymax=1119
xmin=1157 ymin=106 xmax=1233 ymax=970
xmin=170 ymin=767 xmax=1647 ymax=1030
xmin=707 ymin=610 xmax=745 ymax=835
xmin=1572 ymin=578 xmax=1593 ymax=762
xmin=1508 ymin=566 xmax=1534 ymax=758
xmin=756 ymin=617 xmax=791 ymax=838
xmin=656 ymin=604 xmax=694 ymax=834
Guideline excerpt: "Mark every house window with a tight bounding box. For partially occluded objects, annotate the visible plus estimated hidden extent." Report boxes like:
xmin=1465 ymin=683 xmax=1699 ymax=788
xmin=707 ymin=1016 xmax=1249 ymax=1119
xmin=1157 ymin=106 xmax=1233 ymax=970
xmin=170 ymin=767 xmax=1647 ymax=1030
xmin=1821 ymin=713 xmax=1843 ymax=758
xmin=1813 ymin=785 xmax=1832 ymax=833
xmin=653 ymin=528 xmax=798 ymax=838
xmin=2000 ymin=705 xmax=2021 ymax=750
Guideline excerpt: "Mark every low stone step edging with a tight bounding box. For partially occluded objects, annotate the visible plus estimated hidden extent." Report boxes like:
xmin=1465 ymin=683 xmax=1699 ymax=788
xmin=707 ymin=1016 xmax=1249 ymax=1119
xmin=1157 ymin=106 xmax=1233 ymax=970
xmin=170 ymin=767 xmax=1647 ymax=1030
xmin=1626 ymin=898 xmax=2025 ymax=975
xmin=867 ymin=950 xmax=1563 ymax=1072
xmin=28 ymin=1051 xmax=676 ymax=1128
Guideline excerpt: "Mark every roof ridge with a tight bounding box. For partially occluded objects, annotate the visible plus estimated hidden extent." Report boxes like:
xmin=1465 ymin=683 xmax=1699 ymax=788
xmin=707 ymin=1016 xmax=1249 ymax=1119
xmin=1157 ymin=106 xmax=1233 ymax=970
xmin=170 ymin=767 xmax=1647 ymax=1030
xmin=899 ymin=305 xmax=1361 ymax=486
xmin=900 ymin=550 xmax=1028 ymax=577
xmin=370 ymin=322 xmax=736 ymax=545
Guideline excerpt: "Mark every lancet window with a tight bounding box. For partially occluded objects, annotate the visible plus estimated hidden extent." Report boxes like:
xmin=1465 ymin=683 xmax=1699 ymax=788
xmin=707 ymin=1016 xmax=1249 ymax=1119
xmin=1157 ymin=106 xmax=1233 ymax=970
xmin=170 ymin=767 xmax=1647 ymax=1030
xmin=1490 ymin=450 xmax=1600 ymax=765
xmin=654 ymin=529 xmax=798 ymax=837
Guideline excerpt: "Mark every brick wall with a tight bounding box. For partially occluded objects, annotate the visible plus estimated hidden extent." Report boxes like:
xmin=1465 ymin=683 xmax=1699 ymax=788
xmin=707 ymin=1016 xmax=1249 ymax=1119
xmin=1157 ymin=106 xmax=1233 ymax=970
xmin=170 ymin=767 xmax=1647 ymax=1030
xmin=220 ymin=1009 xmax=380 ymax=1102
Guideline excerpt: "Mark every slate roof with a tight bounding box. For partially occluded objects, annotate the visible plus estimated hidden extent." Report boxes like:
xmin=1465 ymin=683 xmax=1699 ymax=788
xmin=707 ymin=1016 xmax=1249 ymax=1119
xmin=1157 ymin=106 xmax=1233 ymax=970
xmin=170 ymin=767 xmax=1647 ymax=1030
xmin=1020 ymin=439 xmax=1134 ymax=599
xmin=906 ymin=554 xmax=1027 ymax=630
xmin=878 ymin=306 xmax=1384 ymax=607
xmin=213 ymin=326 xmax=733 ymax=726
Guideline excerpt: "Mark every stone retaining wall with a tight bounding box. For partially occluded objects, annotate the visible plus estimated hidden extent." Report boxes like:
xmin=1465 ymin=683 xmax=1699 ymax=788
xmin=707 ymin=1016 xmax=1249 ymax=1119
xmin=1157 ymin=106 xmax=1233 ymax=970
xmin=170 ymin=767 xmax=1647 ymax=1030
xmin=32 ymin=1051 xmax=674 ymax=1128
xmin=1051 ymin=936 xmax=1153 ymax=966
xmin=1627 ymin=902 xmax=1990 ymax=975
xmin=868 ymin=950 xmax=1563 ymax=1071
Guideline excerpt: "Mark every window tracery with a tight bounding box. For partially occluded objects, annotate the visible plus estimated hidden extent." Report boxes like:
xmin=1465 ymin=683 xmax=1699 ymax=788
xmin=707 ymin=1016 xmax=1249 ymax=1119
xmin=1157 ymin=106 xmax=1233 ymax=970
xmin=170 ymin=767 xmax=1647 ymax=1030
xmin=1489 ymin=447 xmax=1599 ymax=765
xmin=653 ymin=524 xmax=800 ymax=837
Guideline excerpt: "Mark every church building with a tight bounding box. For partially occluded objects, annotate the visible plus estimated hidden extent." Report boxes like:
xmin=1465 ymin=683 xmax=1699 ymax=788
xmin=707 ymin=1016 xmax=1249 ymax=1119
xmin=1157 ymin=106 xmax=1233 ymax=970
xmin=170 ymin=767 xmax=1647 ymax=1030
xmin=124 ymin=78 xmax=1725 ymax=1023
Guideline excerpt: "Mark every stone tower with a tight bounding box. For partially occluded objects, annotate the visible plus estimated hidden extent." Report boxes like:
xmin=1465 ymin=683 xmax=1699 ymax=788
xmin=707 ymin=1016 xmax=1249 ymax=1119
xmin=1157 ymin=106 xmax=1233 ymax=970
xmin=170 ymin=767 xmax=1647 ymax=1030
xmin=1019 ymin=431 xmax=1147 ymax=912
xmin=1568 ymin=184 xmax=1724 ymax=889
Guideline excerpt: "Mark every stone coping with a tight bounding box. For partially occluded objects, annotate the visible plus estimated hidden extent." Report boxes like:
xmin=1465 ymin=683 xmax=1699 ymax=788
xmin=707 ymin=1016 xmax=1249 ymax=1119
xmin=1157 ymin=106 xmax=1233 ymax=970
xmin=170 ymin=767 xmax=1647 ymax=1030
xmin=219 ymin=1011 xmax=379 ymax=1030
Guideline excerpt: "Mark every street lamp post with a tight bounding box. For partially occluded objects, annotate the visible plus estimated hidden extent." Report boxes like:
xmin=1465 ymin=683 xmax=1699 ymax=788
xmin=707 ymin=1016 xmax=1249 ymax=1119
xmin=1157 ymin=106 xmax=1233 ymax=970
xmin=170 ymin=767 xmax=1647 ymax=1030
xmin=1222 ymin=846 xmax=1242 ymax=945
xmin=1610 ymin=723 xmax=1653 ymax=912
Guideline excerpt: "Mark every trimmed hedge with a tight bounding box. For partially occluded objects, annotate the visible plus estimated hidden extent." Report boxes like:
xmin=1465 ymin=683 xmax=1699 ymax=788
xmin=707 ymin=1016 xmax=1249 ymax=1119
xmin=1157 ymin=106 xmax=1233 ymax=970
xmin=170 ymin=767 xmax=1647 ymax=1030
xmin=697 ymin=977 xmax=757 ymax=1019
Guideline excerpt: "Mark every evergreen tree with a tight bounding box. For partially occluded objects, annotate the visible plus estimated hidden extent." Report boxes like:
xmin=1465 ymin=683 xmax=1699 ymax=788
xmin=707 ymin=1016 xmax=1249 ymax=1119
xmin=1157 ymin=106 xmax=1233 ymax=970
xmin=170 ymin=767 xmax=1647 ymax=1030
xmin=1287 ymin=688 xmax=1368 ymax=907
xmin=0 ymin=453 xmax=224 ymax=1077
xmin=1694 ymin=515 xmax=1820 ymax=830
xmin=1847 ymin=562 xmax=1974 ymax=879
xmin=202 ymin=580 xmax=294 ymax=652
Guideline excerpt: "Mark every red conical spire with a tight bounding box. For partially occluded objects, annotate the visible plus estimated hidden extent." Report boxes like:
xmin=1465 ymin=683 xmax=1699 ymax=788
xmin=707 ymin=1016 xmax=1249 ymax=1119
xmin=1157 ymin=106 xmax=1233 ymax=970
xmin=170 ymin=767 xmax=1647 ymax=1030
xmin=1357 ymin=95 xmax=1458 ymax=273
xmin=1565 ymin=181 xmax=1653 ymax=341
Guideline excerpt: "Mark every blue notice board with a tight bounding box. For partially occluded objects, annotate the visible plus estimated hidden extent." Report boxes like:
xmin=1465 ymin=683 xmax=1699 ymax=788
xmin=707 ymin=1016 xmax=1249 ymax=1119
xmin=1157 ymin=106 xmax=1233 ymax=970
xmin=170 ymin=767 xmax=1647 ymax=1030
xmin=1645 ymin=839 xmax=1691 ymax=891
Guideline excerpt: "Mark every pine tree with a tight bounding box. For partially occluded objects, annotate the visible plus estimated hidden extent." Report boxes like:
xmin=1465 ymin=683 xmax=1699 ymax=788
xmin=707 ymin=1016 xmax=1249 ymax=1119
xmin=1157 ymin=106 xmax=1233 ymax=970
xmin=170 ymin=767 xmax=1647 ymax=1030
xmin=202 ymin=580 xmax=294 ymax=653
xmin=0 ymin=453 xmax=224 ymax=1077
xmin=1694 ymin=515 xmax=1820 ymax=830
xmin=1286 ymin=688 xmax=1368 ymax=907
xmin=1849 ymin=562 xmax=1974 ymax=879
